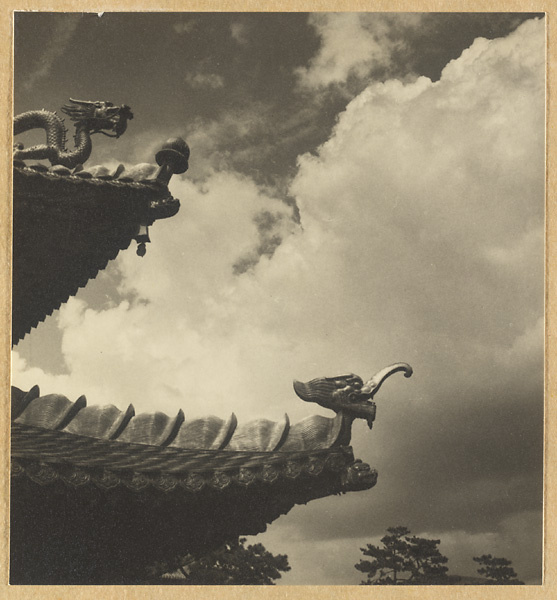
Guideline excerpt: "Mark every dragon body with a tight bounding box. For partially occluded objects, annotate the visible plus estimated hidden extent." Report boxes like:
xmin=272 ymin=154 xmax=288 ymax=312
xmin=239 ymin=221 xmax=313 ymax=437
xmin=13 ymin=99 xmax=133 ymax=169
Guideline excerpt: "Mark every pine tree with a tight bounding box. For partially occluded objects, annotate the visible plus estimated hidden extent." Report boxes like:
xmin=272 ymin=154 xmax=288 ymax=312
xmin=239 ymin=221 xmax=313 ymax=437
xmin=355 ymin=526 xmax=449 ymax=585
xmin=473 ymin=554 xmax=524 ymax=585
xmin=162 ymin=537 xmax=290 ymax=585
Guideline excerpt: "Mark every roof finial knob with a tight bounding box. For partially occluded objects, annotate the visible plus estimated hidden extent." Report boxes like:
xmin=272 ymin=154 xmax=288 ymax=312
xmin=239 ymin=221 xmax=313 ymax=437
xmin=155 ymin=137 xmax=190 ymax=184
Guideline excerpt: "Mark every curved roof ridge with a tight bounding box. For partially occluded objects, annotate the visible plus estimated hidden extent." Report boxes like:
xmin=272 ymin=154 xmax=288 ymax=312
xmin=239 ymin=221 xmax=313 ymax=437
xmin=11 ymin=386 xmax=348 ymax=453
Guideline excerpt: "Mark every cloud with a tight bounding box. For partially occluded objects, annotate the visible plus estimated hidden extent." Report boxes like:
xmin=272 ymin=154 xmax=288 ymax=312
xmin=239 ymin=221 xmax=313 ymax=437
xmin=230 ymin=21 xmax=249 ymax=45
xmin=14 ymin=170 xmax=300 ymax=418
xmin=21 ymin=14 xmax=82 ymax=91
xmin=12 ymin=17 xmax=545 ymax=583
xmin=173 ymin=19 xmax=196 ymax=34
xmin=296 ymin=13 xmax=424 ymax=90
xmin=185 ymin=72 xmax=225 ymax=90
xmin=232 ymin=210 xmax=296 ymax=275
xmin=179 ymin=103 xmax=317 ymax=183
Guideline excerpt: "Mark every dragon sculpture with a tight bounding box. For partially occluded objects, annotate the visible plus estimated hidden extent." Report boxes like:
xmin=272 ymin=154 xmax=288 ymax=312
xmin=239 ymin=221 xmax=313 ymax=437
xmin=13 ymin=98 xmax=133 ymax=169
xmin=293 ymin=362 xmax=413 ymax=429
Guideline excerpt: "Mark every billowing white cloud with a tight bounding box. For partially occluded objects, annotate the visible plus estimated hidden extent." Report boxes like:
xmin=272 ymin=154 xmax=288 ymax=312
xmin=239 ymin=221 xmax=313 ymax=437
xmin=296 ymin=13 xmax=423 ymax=90
xmin=12 ymin=17 xmax=545 ymax=583
xmin=14 ymin=170 xmax=299 ymax=419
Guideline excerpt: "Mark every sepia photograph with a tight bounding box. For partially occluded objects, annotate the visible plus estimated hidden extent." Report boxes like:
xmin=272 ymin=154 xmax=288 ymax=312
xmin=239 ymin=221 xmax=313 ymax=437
xmin=9 ymin=11 xmax=545 ymax=586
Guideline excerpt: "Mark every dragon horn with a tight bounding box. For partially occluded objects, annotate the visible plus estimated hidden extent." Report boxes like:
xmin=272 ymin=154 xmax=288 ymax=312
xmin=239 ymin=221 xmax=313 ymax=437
xmin=68 ymin=98 xmax=97 ymax=105
xmin=360 ymin=363 xmax=413 ymax=398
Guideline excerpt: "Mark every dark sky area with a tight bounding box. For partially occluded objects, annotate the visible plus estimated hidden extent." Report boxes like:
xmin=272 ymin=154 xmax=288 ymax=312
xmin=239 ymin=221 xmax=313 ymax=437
xmin=13 ymin=12 xmax=545 ymax=584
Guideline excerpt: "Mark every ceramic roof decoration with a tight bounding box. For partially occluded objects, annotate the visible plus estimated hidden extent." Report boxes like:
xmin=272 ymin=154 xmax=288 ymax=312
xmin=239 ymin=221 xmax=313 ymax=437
xmin=12 ymin=99 xmax=186 ymax=345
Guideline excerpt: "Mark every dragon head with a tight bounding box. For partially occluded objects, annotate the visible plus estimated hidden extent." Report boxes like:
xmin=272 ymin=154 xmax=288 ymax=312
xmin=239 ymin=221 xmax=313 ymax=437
xmin=61 ymin=98 xmax=134 ymax=138
xmin=341 ymin=460 xmax=378 ymax=491
xmin=293 ymin=363 xmax=413 ymax=429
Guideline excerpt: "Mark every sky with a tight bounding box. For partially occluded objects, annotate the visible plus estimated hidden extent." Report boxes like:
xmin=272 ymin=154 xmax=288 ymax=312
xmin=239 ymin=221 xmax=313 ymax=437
xmin=12 ymin=12 xmax=545 ymax=584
